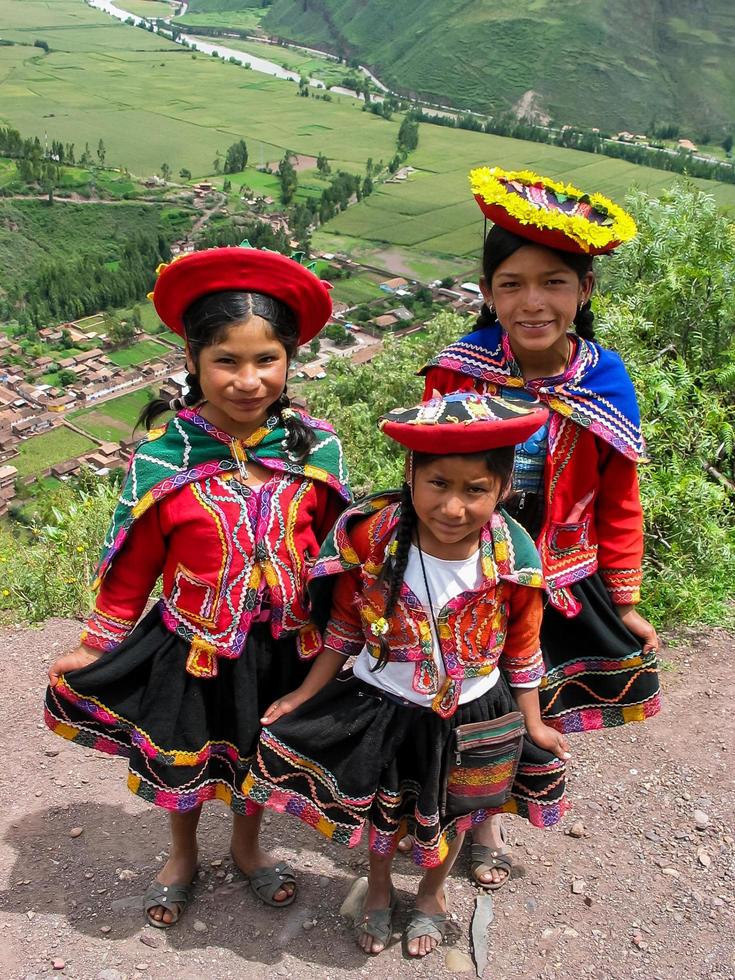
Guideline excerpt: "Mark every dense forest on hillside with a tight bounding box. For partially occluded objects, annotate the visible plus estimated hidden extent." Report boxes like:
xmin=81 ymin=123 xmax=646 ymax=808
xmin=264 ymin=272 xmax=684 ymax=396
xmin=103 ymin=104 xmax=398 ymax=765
xmin=0 ymin=201 xmax=189 ymax=325
xmin=200 ymin=0 xmax=735 ymax=136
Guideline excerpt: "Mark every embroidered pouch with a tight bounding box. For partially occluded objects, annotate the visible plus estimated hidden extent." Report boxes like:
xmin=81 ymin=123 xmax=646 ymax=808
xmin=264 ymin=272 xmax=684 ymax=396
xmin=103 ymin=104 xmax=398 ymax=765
xmin=442 ymin=711 xmax=525 ymax=818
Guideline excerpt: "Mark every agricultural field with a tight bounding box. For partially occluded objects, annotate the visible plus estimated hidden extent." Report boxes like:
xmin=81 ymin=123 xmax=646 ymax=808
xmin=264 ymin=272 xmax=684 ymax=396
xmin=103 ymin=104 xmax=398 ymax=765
xmin=13 ymin=427 xmax=96 ymax=478
xmin=328 ymin=273 xmax=383 ymax=306
xmin=116 ymin=0 xmax=176 ymax=17
xmin=186 ymin=35 xmax=349 ymax=88
xmin=119 ymin=302 xmax=166 ymax=334
xmin=175 ymin=8 xmax=268 ymax=33
xmin=323 ymin=124 xmax=735 ymax=260
xmin=2 ymin=0 xmax=735 ymax=277
xmin=0 ymin=0 xmax=395 ymax=177
xmin=107 ymin=338 xmax=170 ymax=367
xmin=70 ymin=387 xmax=158 ymax=442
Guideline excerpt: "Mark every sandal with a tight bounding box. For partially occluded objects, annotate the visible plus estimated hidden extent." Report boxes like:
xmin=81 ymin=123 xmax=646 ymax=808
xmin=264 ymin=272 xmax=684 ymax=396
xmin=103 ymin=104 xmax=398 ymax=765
xmin=404 ymin=907 xmax=450 ymax=957
xmin=246 ymin=861 xmax=297 ymax=907
xmin=355 ymin=887 xmax=398 ymax=954
xmin=470 ymin=842 xmax=513 ymax=891
xmin=143 ymin=878 xmax=194 ymax=929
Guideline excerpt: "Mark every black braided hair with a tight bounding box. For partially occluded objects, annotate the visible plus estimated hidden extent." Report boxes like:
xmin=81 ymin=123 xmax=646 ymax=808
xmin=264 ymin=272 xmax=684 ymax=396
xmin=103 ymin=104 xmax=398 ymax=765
xmin=137 ymin=290 xmax=316 ymax=461
xmin=477 ymin=225 xmax=596 ymax=339
xmin=372 ymin=481 xmax=416 ymax=672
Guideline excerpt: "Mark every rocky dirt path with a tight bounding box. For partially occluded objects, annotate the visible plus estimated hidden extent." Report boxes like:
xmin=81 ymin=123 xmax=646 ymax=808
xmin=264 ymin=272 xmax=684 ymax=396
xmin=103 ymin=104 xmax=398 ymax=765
xmin=1 ymin=620 xmax=733 ymax=980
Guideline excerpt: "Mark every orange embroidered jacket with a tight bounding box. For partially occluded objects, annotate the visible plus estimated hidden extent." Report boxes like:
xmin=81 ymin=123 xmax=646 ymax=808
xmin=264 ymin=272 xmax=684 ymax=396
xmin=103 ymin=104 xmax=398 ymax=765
xmin=310 ymin=494 xmax=545 ymax=718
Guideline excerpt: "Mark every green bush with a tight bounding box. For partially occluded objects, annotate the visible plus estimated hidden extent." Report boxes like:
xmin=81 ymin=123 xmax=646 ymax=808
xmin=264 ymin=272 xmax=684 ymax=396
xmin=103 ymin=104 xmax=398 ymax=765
xmin=0 ymin=478 xmax=119 ymax=623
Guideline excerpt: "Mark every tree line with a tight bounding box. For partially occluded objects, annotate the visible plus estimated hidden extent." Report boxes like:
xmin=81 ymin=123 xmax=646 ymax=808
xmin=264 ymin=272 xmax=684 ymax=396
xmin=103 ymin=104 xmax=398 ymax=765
xmin=410 ymin=109 xmax=735 ymax=185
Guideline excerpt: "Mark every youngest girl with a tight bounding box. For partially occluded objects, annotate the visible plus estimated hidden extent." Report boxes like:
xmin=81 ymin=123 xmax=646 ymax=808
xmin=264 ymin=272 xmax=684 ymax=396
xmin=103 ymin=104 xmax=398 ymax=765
xmin=244 ymin=391 xmax=570 ymax=958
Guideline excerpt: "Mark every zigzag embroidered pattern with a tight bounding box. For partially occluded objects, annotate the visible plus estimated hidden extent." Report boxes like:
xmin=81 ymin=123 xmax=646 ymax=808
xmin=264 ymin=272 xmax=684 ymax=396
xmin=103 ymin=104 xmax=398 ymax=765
xmin=426 ymin=327 xmax=646 ymax=462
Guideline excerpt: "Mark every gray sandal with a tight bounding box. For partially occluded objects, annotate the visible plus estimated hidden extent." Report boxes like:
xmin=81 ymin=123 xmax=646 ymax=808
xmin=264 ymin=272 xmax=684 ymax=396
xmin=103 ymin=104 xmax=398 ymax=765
xmin=144 ymin=879 xmax=194 ymax=928
xmin=247 ymin=861 xmax=297 ymax=907
xmin=470 ymin=842 xmax=513 ymax=891
xmin=355 ymin=887 xmax=398 ymax=953
xmin=404 ymin=907 xmax=450 ymax=955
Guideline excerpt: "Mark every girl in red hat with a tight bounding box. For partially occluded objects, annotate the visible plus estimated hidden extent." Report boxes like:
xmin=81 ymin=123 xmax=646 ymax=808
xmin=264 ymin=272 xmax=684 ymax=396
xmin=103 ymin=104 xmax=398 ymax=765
xmin=243 ymin=390 xmax=570 ymax=958
xmin=44 ymin=247 xmax=351 ymax=928
xmin=420 ymin=167 xmax=661 ymax=889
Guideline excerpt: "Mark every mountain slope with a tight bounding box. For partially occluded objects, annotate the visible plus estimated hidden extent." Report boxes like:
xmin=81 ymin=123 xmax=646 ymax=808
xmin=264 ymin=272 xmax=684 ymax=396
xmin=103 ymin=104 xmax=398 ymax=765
xmin=246 ymin=0 xmax=735 ymax=134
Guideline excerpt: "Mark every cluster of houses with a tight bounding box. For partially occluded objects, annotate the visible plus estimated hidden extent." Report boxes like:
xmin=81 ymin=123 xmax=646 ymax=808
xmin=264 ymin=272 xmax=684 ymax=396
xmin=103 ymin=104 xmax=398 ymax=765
xmin=0 ymin=316 xmax=191 ymax=516
xmin=615 ymin=132 xmax=699 ymax=153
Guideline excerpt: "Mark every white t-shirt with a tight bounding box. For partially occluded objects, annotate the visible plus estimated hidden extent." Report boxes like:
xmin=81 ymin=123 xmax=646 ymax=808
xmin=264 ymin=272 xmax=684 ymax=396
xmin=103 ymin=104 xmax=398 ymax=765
xmin=353 ymin=543 xmax=538 ymax=707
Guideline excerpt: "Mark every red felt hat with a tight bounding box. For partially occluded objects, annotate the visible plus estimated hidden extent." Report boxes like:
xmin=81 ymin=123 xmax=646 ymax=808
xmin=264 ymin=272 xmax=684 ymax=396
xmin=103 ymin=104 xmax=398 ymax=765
xmin=379 ymin=391 xmax=548 ymax=453
xmin=152 ymin=247 xmax=333 ymax=343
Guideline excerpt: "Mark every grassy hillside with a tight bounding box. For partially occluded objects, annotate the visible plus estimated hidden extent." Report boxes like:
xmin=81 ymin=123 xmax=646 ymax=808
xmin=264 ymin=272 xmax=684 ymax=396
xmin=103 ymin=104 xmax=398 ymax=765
xmin=257 ymin=0 xmax=735 ymax=135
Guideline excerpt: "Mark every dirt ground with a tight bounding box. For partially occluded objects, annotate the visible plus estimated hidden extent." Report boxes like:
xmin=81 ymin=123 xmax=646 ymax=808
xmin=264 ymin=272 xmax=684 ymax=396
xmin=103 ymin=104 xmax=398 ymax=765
xmin=1 ymin=619 xmax=733 ymax=980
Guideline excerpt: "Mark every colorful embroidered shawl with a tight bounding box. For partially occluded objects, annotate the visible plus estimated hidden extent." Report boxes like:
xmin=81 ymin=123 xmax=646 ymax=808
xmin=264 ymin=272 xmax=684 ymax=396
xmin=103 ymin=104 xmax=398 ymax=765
xmin=424 ymin=324 xmax=646 ymax=462
xmin=95 ymin=407 xmax=350 ymax=588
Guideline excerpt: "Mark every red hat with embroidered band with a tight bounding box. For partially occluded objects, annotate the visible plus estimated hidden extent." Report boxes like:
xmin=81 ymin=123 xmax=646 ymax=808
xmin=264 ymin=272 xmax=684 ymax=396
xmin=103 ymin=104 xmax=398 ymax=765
xmin=378 ymin=391 xmax=548 ymax=453
xmin=151 ymin=245 xmax=333 ymax=343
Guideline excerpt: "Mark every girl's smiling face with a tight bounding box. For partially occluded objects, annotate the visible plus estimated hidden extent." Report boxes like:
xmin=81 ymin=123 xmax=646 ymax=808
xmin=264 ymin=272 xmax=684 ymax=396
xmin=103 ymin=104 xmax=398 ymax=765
xmin=186 ymin=315 xmax=289 ymax=438
xmin=481 ymin=244 xmax=593 ymax=363
xmin=411 ymin=455 xmax=504 ymax=560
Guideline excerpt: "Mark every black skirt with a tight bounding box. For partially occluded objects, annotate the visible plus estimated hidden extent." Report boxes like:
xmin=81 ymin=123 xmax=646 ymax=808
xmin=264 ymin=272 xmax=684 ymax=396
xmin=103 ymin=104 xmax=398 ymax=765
xmin=44 ymin=605 xmax=309 ymax=814
xmin=539 ymin=573 xmax=661 ymax=733
xmin=244 ymin=671 xmax=568 ymax=868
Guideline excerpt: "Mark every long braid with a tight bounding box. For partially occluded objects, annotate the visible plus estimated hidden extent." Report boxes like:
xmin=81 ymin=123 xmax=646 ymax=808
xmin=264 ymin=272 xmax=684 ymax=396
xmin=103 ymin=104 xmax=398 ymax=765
xmin=275 ymin=387 xmax=316 ymax=463
xmin=371 ymin=481 xmax=415 ymax=672
xmin=573 ymin=300 xmax=596 ymax=339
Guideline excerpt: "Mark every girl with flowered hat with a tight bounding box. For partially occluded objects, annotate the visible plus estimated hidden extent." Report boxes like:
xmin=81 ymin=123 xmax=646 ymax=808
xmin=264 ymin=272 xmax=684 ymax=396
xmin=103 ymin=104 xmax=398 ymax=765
xmin=44 ymin=246 xmax=350 ymax=927
xmin=243 ymin=390 xmax=570 ymax=958
xmin=419 ymin=167 xmax=661 ymax=888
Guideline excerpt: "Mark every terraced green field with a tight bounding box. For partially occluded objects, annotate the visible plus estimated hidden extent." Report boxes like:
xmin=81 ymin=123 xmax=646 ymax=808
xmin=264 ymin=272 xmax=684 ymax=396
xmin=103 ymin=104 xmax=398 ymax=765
xmin=107 ymin=339 xmax=170 ymax=367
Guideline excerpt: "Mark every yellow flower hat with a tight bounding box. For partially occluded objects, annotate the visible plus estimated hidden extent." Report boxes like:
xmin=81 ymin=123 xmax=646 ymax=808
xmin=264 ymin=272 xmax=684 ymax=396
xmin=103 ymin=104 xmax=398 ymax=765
xmin=470 ymin=166 xmax=637 ymax=254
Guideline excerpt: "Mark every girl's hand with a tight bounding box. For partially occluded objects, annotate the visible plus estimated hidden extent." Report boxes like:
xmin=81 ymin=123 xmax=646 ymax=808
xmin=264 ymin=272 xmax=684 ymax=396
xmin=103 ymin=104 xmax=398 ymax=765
xmin=260 ymin=687 xmax=309 ymax=726
xmin=48 ymin=644 xmax=102 ymax=687
xmin=615 ymin=605 xmax=659 ymax=653
xmin=527 ymin=722 xmax=571 ymax=761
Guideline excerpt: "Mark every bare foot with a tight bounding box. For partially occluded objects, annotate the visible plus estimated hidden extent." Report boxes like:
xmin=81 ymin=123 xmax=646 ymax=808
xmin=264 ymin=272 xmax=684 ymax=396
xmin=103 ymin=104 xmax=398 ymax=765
xmin=147 ymin=846 xmax=198 ymax=925
xmin=357 ymin=876 xmax=394 ymax=955
xmin=471 ymin=814 xmax=510 ymax=887
xmin=406 ymin=888 xmax=448 ymax=958
xmin=396 ymin=834 xmax=414 ymax=854
xmin=230 ymin=838 xmax=295 ymax=904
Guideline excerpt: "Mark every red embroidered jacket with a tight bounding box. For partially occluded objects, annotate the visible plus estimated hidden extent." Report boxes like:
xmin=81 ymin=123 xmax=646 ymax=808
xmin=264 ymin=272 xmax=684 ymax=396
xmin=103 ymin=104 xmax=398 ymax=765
xmin=314 ymin=495 xmax=545 ymax=718
xmin=423 ymin=366 xmax=643 ymax=615
xmin=82 ymin=471 xmax=344 ymax=677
